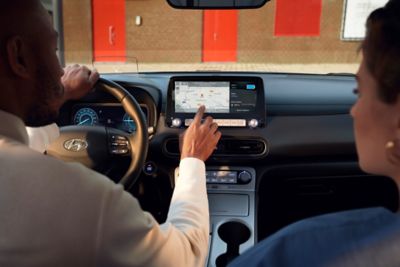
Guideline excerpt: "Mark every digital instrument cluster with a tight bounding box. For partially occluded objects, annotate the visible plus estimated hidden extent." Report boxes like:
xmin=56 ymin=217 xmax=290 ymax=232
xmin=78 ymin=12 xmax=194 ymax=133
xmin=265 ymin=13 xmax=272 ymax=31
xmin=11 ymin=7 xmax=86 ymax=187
xmin=71 ymin=104 xmax=147 ymax=133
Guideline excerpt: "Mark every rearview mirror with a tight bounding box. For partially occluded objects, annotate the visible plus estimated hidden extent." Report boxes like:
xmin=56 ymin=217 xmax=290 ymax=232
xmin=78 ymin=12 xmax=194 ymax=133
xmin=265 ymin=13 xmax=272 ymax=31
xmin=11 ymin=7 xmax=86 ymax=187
xmin=166 ymin=0 xmax=269 ymax=9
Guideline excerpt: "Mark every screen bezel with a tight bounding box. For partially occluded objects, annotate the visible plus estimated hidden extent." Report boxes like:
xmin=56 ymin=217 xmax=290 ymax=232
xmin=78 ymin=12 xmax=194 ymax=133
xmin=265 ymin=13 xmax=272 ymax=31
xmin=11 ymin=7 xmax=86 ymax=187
xmin=166 ymin=76 xmax=266 ymax=127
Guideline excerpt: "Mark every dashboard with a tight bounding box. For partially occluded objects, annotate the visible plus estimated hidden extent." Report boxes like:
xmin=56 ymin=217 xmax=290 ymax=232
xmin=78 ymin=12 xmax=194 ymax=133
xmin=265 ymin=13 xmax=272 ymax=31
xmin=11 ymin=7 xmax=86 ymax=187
xmin=58 ymin=73 xmax=359 ymax=162
xmin=56 ymin=72 xmax=398 ymax=264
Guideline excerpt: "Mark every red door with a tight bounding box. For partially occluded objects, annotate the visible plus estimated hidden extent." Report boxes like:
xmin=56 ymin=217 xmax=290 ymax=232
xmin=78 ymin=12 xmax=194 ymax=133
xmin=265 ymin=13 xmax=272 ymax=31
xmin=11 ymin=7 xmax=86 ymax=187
xmin=203 ymin=10 xmax=238 ymax=62
xmin=92 ymin=0 xmax=126 ymax=62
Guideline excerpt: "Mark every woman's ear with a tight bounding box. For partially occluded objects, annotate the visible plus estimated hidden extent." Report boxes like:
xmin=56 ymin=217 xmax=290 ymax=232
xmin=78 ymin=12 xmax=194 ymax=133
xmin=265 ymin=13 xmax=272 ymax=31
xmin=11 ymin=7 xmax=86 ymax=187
xmin=6 ymin=36 xmax=32 ymax=79
xmin=386 ymin=103 xmax=400 ymax=165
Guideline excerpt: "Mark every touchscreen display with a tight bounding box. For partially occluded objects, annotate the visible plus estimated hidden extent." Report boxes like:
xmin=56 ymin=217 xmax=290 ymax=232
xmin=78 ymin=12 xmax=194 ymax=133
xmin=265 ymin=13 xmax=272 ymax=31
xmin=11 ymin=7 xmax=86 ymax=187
xmin=174 ymin=81 xmax=257 ymax=113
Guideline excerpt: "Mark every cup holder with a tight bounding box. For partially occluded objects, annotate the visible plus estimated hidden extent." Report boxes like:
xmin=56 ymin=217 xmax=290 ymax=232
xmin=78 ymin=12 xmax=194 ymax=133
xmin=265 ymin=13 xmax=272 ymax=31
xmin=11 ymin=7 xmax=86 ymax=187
xmin=216 ymin=221 xmax=251 ymax=267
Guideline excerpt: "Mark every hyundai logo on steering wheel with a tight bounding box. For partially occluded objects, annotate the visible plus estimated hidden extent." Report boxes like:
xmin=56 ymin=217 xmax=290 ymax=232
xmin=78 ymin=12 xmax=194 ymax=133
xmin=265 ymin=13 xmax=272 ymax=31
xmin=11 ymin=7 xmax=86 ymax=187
xmin=63 ymin=139 xmax=88 ymax=152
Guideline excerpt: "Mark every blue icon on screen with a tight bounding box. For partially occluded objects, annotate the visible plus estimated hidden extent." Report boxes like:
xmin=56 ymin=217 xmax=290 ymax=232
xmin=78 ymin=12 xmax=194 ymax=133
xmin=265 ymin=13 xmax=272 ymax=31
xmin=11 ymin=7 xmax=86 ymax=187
xmin=246 ymin=84 xmax=256 ymax=90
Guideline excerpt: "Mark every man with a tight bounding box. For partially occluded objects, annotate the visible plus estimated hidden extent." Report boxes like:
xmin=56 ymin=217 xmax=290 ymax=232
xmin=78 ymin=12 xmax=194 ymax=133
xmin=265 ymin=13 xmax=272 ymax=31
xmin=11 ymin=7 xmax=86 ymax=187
xmin=0 ymin=1 xmax=221 ymax=267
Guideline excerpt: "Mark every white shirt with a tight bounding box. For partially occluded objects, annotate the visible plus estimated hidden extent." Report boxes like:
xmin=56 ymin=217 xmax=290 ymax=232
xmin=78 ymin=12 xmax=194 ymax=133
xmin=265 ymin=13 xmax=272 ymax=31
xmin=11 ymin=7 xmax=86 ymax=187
xmin=26 ymin=123 xmax=59 ymax=153
xmin=0 ymin=110 xmax=209 ymax=267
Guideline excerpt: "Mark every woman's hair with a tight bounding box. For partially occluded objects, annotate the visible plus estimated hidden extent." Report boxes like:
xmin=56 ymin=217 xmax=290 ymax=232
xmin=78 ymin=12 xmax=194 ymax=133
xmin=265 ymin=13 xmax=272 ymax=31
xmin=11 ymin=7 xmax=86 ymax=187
xmin=363 ymin=0 xmax=400 ymax=104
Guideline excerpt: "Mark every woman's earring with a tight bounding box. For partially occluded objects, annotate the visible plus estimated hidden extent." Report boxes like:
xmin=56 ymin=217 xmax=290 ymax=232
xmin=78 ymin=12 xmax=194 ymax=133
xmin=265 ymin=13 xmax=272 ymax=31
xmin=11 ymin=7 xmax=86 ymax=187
xmin=385 ymin=139 xmax=400 ymax=165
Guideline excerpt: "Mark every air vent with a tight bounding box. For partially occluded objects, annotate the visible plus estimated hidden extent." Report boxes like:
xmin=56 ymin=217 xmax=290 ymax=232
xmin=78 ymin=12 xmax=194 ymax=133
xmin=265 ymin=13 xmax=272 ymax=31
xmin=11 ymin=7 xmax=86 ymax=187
xmin=164 ymin=138 xmax=267 ymax=157
xmin=220 ymin=139 xmax=265 ymax=155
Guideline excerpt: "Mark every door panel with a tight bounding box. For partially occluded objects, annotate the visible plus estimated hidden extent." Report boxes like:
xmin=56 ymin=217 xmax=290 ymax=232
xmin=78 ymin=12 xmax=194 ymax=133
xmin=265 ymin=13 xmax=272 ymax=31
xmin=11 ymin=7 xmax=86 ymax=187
xmin=92 ymin=0 xmax=126 ymax=62
xmin=203 ymin=10 xmax=238 ymax=62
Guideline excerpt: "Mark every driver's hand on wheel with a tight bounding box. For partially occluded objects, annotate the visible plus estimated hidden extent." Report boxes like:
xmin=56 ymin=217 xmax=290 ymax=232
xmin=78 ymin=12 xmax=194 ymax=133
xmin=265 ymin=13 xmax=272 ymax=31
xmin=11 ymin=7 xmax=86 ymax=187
xmin=59 ymin=64 xmax=99 ymax=106
xmin=180 ymin=106 xmax=221 ymax=161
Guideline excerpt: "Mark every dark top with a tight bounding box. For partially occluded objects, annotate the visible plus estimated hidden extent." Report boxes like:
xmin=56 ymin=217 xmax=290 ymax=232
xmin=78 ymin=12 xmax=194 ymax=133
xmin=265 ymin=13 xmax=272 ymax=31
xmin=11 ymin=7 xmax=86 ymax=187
xmin=229 ymin=207 xmax=400 ymax=267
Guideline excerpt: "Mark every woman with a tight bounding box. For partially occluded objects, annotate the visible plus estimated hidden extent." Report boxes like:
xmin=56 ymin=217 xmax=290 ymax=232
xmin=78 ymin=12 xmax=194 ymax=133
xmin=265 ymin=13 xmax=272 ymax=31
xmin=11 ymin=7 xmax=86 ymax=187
xmin=351 ymin=0 xmax=400 ymax=184
xmin=229 ymin=0 xmax=400 ymax=266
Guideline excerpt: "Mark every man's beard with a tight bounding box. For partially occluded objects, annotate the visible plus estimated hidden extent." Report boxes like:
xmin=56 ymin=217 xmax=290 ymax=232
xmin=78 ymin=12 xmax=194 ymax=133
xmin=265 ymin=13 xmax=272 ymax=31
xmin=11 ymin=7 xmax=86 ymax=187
xmin=25 ymin=67 xmax=64 ymax=127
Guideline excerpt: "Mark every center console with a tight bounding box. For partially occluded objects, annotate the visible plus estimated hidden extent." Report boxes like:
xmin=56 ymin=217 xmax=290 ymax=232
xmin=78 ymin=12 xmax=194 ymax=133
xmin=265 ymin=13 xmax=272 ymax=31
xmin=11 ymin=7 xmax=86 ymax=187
xmin=163 ymin=76 xmax=268 ymax=159
xmin=205 ymin=167 xmax=256 ymax=267
xmin=169 ymin=76 xmax=261 ymax=266
xmin=176 ymin=166 xmax=256 ymax=267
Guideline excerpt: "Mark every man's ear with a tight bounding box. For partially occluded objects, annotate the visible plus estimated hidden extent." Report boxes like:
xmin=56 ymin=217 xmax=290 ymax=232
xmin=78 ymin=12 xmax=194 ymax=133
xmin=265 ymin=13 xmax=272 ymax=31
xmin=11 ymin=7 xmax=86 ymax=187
xmin=6 ymin=36 xmax=32 ymax=79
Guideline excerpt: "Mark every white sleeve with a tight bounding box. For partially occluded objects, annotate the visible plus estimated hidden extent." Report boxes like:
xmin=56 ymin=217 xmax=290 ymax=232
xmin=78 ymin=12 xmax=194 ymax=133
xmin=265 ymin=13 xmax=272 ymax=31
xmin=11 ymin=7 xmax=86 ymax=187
xmin=26 ymin=124 xmax=60 ymax=153
xmin=98 ymin=157 xmax=209 ymax=267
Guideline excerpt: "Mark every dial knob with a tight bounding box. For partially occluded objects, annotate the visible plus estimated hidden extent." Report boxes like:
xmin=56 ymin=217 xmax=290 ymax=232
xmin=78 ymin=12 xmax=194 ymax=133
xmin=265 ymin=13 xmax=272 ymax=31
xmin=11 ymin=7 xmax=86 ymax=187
xmin=238 ymin=171 xmax=252 ymax=184
xmin=248 ymin=119 xmax=259 ymax=129
xmin=171 ymin=118 xmax=182 ymax=128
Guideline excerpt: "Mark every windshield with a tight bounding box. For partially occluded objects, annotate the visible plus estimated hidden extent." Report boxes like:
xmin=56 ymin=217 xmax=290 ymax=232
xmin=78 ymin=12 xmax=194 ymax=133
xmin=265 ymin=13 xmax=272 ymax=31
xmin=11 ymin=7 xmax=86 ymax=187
xmin=48 ymin=0 xmax=388 ymax=74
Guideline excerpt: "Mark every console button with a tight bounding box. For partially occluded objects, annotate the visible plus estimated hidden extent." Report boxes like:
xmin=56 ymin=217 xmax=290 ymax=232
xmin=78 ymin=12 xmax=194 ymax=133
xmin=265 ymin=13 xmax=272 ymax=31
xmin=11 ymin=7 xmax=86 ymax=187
xmin=172 ymin=118 xmax=182 ymax=128
xmin=186 ymin=119 xmax=246 ymax=127
xmin=184 ymin=119 xmax=193 ymax=126
xmin=248 ymin=119 xmax=259 ymax=128
xmin=206 ymin=170 xmax=238 ymax=184
xmin=238 ymin=171 xmax=252 ymax=184
xmin=143 ymin=162 xmax=157 ymax=175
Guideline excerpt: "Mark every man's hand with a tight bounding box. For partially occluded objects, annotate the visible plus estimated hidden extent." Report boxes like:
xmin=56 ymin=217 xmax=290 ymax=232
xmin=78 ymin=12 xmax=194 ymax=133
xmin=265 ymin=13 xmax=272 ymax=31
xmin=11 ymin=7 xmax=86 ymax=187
xmin=180 ymin=106 xmax=221 ymax=161
xmin=61 ymin=64 xmax=99 ymax=102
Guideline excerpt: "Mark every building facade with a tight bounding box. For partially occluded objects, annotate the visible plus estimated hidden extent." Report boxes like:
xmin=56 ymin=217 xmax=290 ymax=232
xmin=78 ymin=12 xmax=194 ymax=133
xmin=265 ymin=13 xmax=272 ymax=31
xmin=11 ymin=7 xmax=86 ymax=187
xmin=62 ymin=0 xmax=361 ymax=65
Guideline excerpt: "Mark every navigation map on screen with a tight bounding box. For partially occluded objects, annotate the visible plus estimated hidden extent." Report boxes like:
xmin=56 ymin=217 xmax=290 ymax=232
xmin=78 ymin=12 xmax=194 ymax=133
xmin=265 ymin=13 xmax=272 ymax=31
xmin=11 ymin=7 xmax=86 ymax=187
xmin=174 ymin=81 xmax=230 ymax=113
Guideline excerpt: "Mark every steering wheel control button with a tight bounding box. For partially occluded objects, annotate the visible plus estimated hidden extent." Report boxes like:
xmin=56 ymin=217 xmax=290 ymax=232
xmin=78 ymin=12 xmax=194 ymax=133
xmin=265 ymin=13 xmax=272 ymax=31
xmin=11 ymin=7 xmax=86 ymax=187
xmin=109 ymin=135 xmax=129 ymax=155
xmin=238 ymin=171 xmax=252 ymax=184
xmin=171 ymin=118 xmax=182 ymax=128
xmin=110 ymin=135 xmax=128 ymax=141
xmin=248 ymin=119 xmax=259 ymax=129
xmin=143 ymin=162 xmax=157 ymax=175
xmin=110 ymin=149 xmax=129 ymax=154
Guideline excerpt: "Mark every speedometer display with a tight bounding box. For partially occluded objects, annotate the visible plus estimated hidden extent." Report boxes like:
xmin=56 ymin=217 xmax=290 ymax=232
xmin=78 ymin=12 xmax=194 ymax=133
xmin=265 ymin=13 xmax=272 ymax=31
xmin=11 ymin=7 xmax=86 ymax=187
xmin=74 ymin=108 xmax=99 ymax=126
xmin=71 ymin=104 xmax=147 ymax=132
xmin=123 ymin=113 xmax=137 ymax=133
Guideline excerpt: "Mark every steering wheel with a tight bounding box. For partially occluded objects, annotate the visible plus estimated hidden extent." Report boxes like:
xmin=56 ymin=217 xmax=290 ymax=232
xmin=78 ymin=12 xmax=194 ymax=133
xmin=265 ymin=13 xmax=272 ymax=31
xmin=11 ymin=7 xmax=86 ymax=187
xmin=47 ymin=78 xmax=148 ymax=188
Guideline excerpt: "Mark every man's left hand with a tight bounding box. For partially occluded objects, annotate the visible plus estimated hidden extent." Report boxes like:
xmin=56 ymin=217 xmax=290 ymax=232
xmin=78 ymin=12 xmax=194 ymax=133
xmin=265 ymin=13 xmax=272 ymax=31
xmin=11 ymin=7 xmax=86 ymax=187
xmin=61 ymin=64 xmax=99 ymax=102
